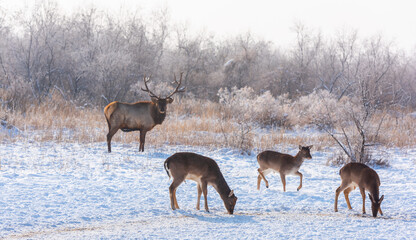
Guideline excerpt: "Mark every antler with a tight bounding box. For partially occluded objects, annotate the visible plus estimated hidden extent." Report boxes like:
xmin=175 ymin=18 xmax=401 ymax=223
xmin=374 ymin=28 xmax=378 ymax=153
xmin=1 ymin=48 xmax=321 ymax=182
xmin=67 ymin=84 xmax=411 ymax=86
xmin=141 ymin=75 xmax=160 ymax=99
xmin=166 ymin=72 xmax=186 ymax=99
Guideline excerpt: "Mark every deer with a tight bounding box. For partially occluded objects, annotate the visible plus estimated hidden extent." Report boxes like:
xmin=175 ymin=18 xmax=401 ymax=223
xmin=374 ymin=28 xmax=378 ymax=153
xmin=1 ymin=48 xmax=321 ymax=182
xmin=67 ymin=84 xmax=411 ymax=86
xmin=164 ymin=152 xmax=238 ymax=214
xmin=334 ymin=162 xmax=384 ymax=217
xmin=257 ymin=145 xmax=313 ymax=192
xmin=104 ymin=73 xmax=185 ymax=152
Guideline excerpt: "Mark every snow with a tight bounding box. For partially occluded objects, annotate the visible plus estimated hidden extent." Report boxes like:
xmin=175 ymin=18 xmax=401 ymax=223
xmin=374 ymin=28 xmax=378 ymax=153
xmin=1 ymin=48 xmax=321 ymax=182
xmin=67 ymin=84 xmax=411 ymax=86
xmin=1 ymin=142 xmax=416 ymax=239
xmin=224 ymin=59 xmax=234 ymax=68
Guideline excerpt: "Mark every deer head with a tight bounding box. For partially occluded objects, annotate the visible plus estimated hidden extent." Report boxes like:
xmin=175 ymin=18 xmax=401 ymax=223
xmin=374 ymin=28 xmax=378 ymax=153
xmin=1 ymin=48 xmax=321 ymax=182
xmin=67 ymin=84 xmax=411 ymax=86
xmin=299 ymin=145 xmax=313 ymax=159
xmin=224 ymin=190 xmax=238 ymax=214
xmin=369 ymin=193 xmax=384 ymax=217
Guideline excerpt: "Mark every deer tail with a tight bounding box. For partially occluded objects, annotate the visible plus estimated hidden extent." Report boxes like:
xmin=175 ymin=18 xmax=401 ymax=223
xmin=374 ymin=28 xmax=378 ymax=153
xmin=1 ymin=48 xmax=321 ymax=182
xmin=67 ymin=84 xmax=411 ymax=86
xmin=164 ymin=159 xmax=171 ymax=179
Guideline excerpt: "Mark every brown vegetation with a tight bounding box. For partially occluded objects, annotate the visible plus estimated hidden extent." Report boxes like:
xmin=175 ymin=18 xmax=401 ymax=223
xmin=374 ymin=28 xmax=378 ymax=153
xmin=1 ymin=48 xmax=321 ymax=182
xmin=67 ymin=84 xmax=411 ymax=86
xmin=1 ymin=93 xmax=415 ymax=156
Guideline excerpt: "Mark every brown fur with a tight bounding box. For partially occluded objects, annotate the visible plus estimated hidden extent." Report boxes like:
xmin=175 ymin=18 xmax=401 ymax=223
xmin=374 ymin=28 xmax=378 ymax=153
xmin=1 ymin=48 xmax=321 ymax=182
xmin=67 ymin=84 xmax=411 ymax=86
xmin=257 ymin=145 xmax=313 ymax=192
xmin=104 ymin=98 xmax=171 ymax=152
xmin=164 ymin=152 xmax=238 ymax=214
xmin=334 ymin=162 xmax=384 ymax=217
xmin=104 ymin=74 xmax=183 ymax=152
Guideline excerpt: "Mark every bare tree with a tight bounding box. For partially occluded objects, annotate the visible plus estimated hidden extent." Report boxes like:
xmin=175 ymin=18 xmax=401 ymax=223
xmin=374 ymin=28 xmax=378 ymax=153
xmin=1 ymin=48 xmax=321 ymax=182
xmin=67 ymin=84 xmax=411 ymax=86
xmin=316 ymin=36 xmax=399 ymax=164
xmin=289 ymin=23 xmax=321 ymax=97
xmin=314 ymin=29 xmax=358 ymax=100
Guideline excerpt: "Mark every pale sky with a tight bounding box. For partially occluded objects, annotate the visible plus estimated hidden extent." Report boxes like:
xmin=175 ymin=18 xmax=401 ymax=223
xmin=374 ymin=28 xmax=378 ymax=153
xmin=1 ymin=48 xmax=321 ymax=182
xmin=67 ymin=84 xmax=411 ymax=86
xmin=2 ymin=0 xmax=416 ymax=52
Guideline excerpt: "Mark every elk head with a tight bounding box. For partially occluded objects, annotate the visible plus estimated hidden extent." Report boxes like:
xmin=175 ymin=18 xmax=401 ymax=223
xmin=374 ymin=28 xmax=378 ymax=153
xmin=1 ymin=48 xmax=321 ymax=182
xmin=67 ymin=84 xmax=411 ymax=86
xmin=141 ymin=73 xmax=185 ymax=113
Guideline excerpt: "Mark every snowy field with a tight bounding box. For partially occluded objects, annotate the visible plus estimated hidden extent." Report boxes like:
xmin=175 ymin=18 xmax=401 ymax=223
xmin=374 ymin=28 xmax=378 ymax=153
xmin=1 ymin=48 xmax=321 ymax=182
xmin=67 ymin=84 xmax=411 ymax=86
xmin=1 ymin=141 xmax=416 ymax=239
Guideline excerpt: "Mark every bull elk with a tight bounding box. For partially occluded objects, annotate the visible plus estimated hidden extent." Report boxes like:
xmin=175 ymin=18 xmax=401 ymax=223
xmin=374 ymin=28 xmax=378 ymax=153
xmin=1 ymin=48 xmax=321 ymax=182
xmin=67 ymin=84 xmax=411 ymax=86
xmin=334 ymin=162 xmax=384 ymax=217
xmin=164 ymin=152 xmax=238 ymax=214
xmin=257 ymin=145 xmax=313 ymax=192
xmin=104 ymin=73 xmax=185 ymax=152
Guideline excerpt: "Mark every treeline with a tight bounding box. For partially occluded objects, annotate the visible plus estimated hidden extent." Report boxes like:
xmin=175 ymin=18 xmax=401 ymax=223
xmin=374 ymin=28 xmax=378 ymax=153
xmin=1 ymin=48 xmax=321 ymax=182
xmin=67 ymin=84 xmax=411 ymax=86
xmin=0 ymin=2 xmax=415 ymax=111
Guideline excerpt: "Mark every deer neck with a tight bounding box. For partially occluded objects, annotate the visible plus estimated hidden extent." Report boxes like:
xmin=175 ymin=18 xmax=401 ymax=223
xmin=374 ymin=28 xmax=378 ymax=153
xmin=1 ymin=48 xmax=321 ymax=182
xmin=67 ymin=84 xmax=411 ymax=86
xmin=213 ymin=174 xmax=232 ymax=200
xmin=368 ymin=184 xmax=380 ymax=201
xmin=151 ymin=105 xmax=166 ymax=125
xmin=293 ymin=152 xmax=306 ymax=166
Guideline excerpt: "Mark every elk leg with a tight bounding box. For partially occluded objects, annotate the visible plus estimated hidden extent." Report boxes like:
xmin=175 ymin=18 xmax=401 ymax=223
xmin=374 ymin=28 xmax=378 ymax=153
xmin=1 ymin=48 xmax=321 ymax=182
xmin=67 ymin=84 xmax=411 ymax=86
xmin=257 ymin=168 xmax=269 ymax=189
xmin=295 ymin=171 xmax=303 ymax=191
xmin=169 ymin=178 xmax=183 ymax=210
xmin=107 ymin=128 xmax=119 ymax=153
xmin=335 ymin=181 xmax=349 ymax=212
xmin=196 ymin=183 xmax=202 ymax=210
xmin=139 ymin=131 xmax=147 ymax=152
xmin=201 ymin=181 xmax=209 ymax=212
xmin=343 ymin=187 xmax=353 ymax=210
xmin=280 ymin=173 xmax=286 ymax=192
xmin=359 ymin=187 xmax=366 ymax=214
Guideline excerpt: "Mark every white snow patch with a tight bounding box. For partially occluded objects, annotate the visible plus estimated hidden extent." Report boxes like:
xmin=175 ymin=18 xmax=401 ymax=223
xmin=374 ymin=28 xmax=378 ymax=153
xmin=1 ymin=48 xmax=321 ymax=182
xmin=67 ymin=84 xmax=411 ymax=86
xmin=224 ymin=59 xmax=234 ymax=68
xmin=0 ymin=142 xmax=415 ymax=239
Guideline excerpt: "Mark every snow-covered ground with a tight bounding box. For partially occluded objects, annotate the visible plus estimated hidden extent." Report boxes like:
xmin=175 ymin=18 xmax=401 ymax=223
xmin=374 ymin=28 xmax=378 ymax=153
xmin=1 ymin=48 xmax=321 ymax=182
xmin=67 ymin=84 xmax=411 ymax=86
xmin=1 ymin=141 xmax=415 ymax=239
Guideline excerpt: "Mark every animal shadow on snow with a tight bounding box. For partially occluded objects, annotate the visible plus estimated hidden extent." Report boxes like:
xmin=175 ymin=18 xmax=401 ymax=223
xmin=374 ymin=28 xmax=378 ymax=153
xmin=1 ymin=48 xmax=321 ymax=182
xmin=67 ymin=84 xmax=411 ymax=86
xmin=179 ymin=210 xmax=256 ymax=224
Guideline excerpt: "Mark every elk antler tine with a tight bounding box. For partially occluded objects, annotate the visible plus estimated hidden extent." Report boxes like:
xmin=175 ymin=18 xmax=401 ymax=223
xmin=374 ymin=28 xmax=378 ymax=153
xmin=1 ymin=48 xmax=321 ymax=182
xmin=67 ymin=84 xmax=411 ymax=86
xmin=166 ymin=72 xmax=186 ymax=98
xmin=141 ymin=74 xmax=160 ymax=99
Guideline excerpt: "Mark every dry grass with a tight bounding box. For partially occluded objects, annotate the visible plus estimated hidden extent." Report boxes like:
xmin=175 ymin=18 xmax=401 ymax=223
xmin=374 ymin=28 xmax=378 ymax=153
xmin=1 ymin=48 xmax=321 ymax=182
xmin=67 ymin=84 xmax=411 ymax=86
xmin=1 ymin=94 xmax=415 ymax=152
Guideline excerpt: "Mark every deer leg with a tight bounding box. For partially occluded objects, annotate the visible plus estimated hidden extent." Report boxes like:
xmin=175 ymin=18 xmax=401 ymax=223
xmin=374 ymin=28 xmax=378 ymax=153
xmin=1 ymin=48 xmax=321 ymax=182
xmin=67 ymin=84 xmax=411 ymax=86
xmin=196 ymin=183 xmax=202 ymax=210
xmin=139 ymin=131 xmax=147 ymax=152
xmin=280 ymin=173 xmax=286 ymax=192
xmin=173 ymin=188 xmax=180 ymax=209
xmin=201 ymin=181 xmax=209 ymax=212
xmin=169 ymin=177 xmax=184 ymax=210
xmin=257 ymin=175 xmax=262 ymax=190
xmin=257 ymin=168 xmax=269 ymax=189
xmin=359 ymin=187 xmax=366 ymax=214
xmin=343 ymin=187 xmax=353 ymax=210
xmin=335 ymin=181 xmax=349 ymax=212
xmin=379 ymin=207 xmax=383 ymax=216
xmin=295 ymin=171 xmax=303 ymax=191
xmin=107 ymin=127 xmax=119 ymax=153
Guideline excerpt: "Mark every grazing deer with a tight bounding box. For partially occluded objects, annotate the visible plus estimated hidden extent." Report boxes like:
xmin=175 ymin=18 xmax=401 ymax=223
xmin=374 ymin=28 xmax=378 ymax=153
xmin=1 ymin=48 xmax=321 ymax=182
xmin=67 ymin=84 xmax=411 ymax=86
xmin=334 ymin=162 xmax=384 ymax=217
xmin=257 ymin=145 xmax=313 ymax=192
xmin=104 ymin=73 xmax=185 ymax=152
xmin=164 ymin=152 xmax=238 ymax=214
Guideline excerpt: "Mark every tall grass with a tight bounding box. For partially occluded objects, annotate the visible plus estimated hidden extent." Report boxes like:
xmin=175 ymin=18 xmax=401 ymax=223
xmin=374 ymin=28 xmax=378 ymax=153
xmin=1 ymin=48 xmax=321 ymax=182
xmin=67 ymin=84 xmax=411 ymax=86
xmin=1 ymin=93 xmax=415 ymax=153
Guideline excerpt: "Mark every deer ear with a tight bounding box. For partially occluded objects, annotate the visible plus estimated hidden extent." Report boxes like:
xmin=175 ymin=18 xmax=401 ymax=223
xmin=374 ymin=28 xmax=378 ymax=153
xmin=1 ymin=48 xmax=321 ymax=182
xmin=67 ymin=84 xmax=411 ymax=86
xmin=299 ymin=145 xmax=302 ymax=150
xmin=368 ymin=193 xmax=374 ymax=203
xmin=167 ymin=97 xmax=174 ymax=103
xmin=379 ymin=195 xmax=384 ymax=204
xmin=228 ymin=190 xmax=234 ymax=197
xmin=308 ymin=145 xmax=313 ymax=149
